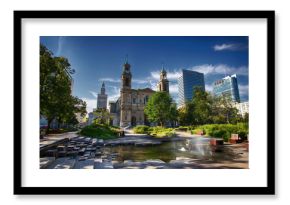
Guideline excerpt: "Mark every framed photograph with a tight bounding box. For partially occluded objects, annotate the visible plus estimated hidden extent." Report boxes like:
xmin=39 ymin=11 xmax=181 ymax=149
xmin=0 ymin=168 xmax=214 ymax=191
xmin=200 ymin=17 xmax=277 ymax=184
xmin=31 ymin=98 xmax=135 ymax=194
xmin=14 ymin=10 xmax=275 ymax=195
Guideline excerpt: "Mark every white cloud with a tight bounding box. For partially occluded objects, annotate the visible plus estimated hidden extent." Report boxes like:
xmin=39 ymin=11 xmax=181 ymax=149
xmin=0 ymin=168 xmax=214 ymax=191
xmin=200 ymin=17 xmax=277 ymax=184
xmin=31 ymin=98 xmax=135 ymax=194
xmin=169 ymin=83 xmax=179 ymax=94
xmin=89 ymin=91 xmax=98 ymax=98
xmin=189 ymin=64 xmax=248 ymax=76
xmin=205 ymin=84 xmax=213 ymax=92
xmin=99 ymin=78 xmax=148 ymax=84
xmin=213 ymin=43 xmax=246 ymax=51
xmin=56 ymin=36 xmax=65 ymax=56
xmin=148 ymin=80 xmax=158 ymax=91
xmin=107 ymin=86 xmax=120 ymax=102
xmin=150 ymin=70 xmax=181 ymax=81
xmin=167 ymin=71 xmax=182 ymax=80
xmin=149 ymin=64 xmax=248 ymax=81
xmin=81 ymin=98 xmax=97 ymax=113
xmin=132 ymin=79 xmax=148 ymax=84
xmin=99 ymin=78 xmax=120 ymax=83
xmin=189 ymin=64 xmax=215 ymax=75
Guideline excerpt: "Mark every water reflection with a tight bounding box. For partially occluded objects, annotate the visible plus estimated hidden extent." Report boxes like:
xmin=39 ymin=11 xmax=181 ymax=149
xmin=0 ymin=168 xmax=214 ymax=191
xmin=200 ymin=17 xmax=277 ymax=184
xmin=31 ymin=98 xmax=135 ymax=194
xmin=106 ymin=137 xmax=235 ymax=163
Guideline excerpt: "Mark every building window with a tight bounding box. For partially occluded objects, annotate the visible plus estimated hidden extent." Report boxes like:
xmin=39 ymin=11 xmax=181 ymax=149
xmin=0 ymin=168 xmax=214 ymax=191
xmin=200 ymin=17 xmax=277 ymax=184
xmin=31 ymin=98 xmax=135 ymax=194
xmin=144 ymin=96 xmax=149 ymax=104
xmin=133 ymin=98 xmax=136 ymax=104
xmin=125 ymin=78 xmax=130 ymax=86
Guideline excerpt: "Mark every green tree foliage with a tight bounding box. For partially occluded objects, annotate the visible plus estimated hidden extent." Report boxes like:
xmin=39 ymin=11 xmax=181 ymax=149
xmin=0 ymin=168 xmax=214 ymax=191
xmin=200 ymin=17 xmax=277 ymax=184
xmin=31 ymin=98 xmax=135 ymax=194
xmin=177 ymin=87 xmax=244 ymax=126
xmin=192 ymin=87 xmax=212 ymax=125
xmin=144 ymin=92 xmax=176 ymax=127
xmin=211 ymin=95 xmax=241 ymax=124
xmin=169 ymin=103 xmax=178 ymax=123
xmin=192 ymin=123 xmax=248 ymax=141
xmin=40 ymin=44 xmax=86 ymax=132
xmin=177 ymin=101 xmax=194 ymax=125
xmin=93 ymin=108 xmax=111 ymax=125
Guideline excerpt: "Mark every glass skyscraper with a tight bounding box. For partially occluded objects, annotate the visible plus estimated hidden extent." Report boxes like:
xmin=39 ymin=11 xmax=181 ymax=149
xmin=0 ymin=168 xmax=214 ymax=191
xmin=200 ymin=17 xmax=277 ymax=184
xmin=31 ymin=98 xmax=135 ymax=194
xmin=178 ymin=69 xmax=205 ymax=106
xmin=213 ymin=74 xmax=240 ymax=103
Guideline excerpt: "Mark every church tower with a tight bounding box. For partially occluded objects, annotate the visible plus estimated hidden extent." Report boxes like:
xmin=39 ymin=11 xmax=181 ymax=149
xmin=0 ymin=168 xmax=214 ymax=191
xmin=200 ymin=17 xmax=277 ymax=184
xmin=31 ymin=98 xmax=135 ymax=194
xmin=120 ymin=57 xmax=132 ymax=127
xmin=121 ymin=57 xmax=132 ymax=89
xmin=157 ymin=65 xmax=169 ymax=93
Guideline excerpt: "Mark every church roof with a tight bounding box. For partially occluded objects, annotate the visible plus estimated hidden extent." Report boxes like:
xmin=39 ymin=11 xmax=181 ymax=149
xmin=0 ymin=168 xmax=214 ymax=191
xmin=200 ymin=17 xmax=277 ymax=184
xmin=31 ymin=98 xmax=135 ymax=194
xmin=132 ymin=87 xmax=155 ymax=92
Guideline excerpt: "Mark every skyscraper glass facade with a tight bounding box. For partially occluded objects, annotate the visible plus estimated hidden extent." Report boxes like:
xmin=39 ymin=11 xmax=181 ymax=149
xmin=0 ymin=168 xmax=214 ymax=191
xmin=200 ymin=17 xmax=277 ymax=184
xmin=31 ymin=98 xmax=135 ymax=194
xmin=178 ymin=69 xmax=205 ymax=106
xmin=213 ymin=74 xmax=240 ymax=103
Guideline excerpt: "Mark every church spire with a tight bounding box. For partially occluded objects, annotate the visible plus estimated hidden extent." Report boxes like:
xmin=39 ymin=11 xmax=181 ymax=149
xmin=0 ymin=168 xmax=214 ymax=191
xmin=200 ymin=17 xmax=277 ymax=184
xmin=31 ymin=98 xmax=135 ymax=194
xmin=160 ymin=64 xmax=167 ymax=80
xmin=125 ymin=54 xmax=128 ymax=64
xmin=157 ymin=64 xmax=169 ymax=93
xmin=161 ymin=63 xmax=166 ymax=73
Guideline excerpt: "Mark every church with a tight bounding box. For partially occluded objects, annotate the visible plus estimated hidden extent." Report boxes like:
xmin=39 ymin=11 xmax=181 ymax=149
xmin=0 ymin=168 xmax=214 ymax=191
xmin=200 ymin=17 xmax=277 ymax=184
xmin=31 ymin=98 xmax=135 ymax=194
xmin=109 ymin=59 xmax=169 ymax=127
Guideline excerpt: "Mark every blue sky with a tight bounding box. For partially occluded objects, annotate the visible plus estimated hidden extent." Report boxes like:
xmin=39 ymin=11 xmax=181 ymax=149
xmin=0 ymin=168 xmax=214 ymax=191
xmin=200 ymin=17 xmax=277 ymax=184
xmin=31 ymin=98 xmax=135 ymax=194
xmin=40 ymin=36 xmax=249 ymax=113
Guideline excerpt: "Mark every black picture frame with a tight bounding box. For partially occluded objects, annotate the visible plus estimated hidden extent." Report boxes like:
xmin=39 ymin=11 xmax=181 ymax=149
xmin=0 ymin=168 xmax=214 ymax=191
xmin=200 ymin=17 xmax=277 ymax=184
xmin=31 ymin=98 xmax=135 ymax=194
xmin=14 ymin=10 xmax=275 ymax=195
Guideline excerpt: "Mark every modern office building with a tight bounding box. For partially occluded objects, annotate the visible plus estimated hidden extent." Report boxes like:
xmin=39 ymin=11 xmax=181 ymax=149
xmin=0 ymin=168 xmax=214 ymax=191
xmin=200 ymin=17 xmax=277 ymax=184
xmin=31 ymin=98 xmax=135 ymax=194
xmin=213 ymin=74 xmax=240 ymax=103
xmin=97 ymin=82 xmax=108 ymax=109
xmin=235 ymin=101 xmax=249 ymax=117
xmin=178 ymin=69 xmax=205 ymax=106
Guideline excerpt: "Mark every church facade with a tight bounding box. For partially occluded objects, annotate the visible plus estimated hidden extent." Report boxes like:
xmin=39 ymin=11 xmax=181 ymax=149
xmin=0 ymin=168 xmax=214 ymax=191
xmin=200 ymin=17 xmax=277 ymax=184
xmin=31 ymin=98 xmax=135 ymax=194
xmin=109 ymin=60 xmax=169 ymax=127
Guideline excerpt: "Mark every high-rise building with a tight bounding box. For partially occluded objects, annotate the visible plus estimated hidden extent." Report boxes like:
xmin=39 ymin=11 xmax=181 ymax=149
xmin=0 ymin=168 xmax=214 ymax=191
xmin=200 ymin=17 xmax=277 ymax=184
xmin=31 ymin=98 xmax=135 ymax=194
xmin=97 ymin=82 xmax=108 ymax=109
xmin=213 ymin=74 xmax=240 ymax=103
xmin=157 ymin=66 xmax=169 ymax=93
xmin=235 ymin=101 xmax=249 ymax=117
xmin=178 ymin=69 xmax=205 ymax=106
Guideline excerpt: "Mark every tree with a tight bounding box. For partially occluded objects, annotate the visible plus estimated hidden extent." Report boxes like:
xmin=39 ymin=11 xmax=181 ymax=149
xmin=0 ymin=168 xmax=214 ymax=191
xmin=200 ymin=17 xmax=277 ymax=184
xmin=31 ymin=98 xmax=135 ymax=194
xmin=144 ymin=92 xmax=173 ymax=127
xmin=192 ymin=87 xmax=212 ymax=125
xmin=169 ymin=103 xmax=178 ymax=127
xmin=211 ymin=95 xmax=240 ymax=124
xmin=177 ymin=101 xmax=194 ymax=126
xmin=93 ymin=108 xmax=110 ymax=125
xmin=40 ymin=44 xmax=86 ymax=132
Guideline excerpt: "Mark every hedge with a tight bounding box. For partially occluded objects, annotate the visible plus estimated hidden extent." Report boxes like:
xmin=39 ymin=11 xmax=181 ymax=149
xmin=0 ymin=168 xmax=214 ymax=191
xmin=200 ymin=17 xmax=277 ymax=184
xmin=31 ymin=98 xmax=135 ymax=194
xmin=192 ymin=123 xmax=248 ymax=142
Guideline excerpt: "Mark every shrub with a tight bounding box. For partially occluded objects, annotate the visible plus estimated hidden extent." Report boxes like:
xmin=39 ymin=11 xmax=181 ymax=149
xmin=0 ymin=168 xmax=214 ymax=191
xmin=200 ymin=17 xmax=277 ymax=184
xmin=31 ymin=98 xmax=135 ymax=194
xmin=133 ymin=125 xmax=150 ymax=134
xmin=149 ymin=126 xmax=175 ymax=138
xmin=191 ymin=123 xmax=248 ymax=142
xmin=237 ymin=130 xmax=248 ymax=141
xmin=134 ymin=125 xmax=178 ymax=138
xmin=80 ymin=124 xmax=119 ymax=140
xmin=175 ymin=126 xmax=190 ymax=132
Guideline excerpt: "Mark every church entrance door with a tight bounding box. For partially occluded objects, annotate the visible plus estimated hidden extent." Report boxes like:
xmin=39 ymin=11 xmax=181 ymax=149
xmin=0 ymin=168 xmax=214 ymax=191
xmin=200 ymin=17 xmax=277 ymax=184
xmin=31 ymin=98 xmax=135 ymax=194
xmin=131 ymin=116 xmax=136 ymax=126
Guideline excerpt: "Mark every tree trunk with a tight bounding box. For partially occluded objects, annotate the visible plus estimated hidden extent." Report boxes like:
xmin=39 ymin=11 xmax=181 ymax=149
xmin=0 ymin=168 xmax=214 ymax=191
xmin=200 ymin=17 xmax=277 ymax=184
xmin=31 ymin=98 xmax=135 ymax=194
xmin=46 ymin=118 xmax=53 ymax=134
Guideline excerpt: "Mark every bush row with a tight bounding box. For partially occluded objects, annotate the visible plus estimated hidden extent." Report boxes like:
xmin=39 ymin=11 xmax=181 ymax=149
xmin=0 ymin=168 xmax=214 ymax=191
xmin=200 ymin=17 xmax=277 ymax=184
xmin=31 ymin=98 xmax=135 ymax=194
xmin=133 ymin=125 xmax=176 ymax=138
xmin=191 ymin=123 xmax=248 ymax=141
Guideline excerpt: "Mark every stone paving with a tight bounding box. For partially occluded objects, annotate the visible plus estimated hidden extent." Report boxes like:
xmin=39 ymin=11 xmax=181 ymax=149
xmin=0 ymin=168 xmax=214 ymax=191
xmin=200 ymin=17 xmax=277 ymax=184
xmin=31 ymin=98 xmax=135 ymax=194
xmin=40 ymin=132 xmax=78 ymax=149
